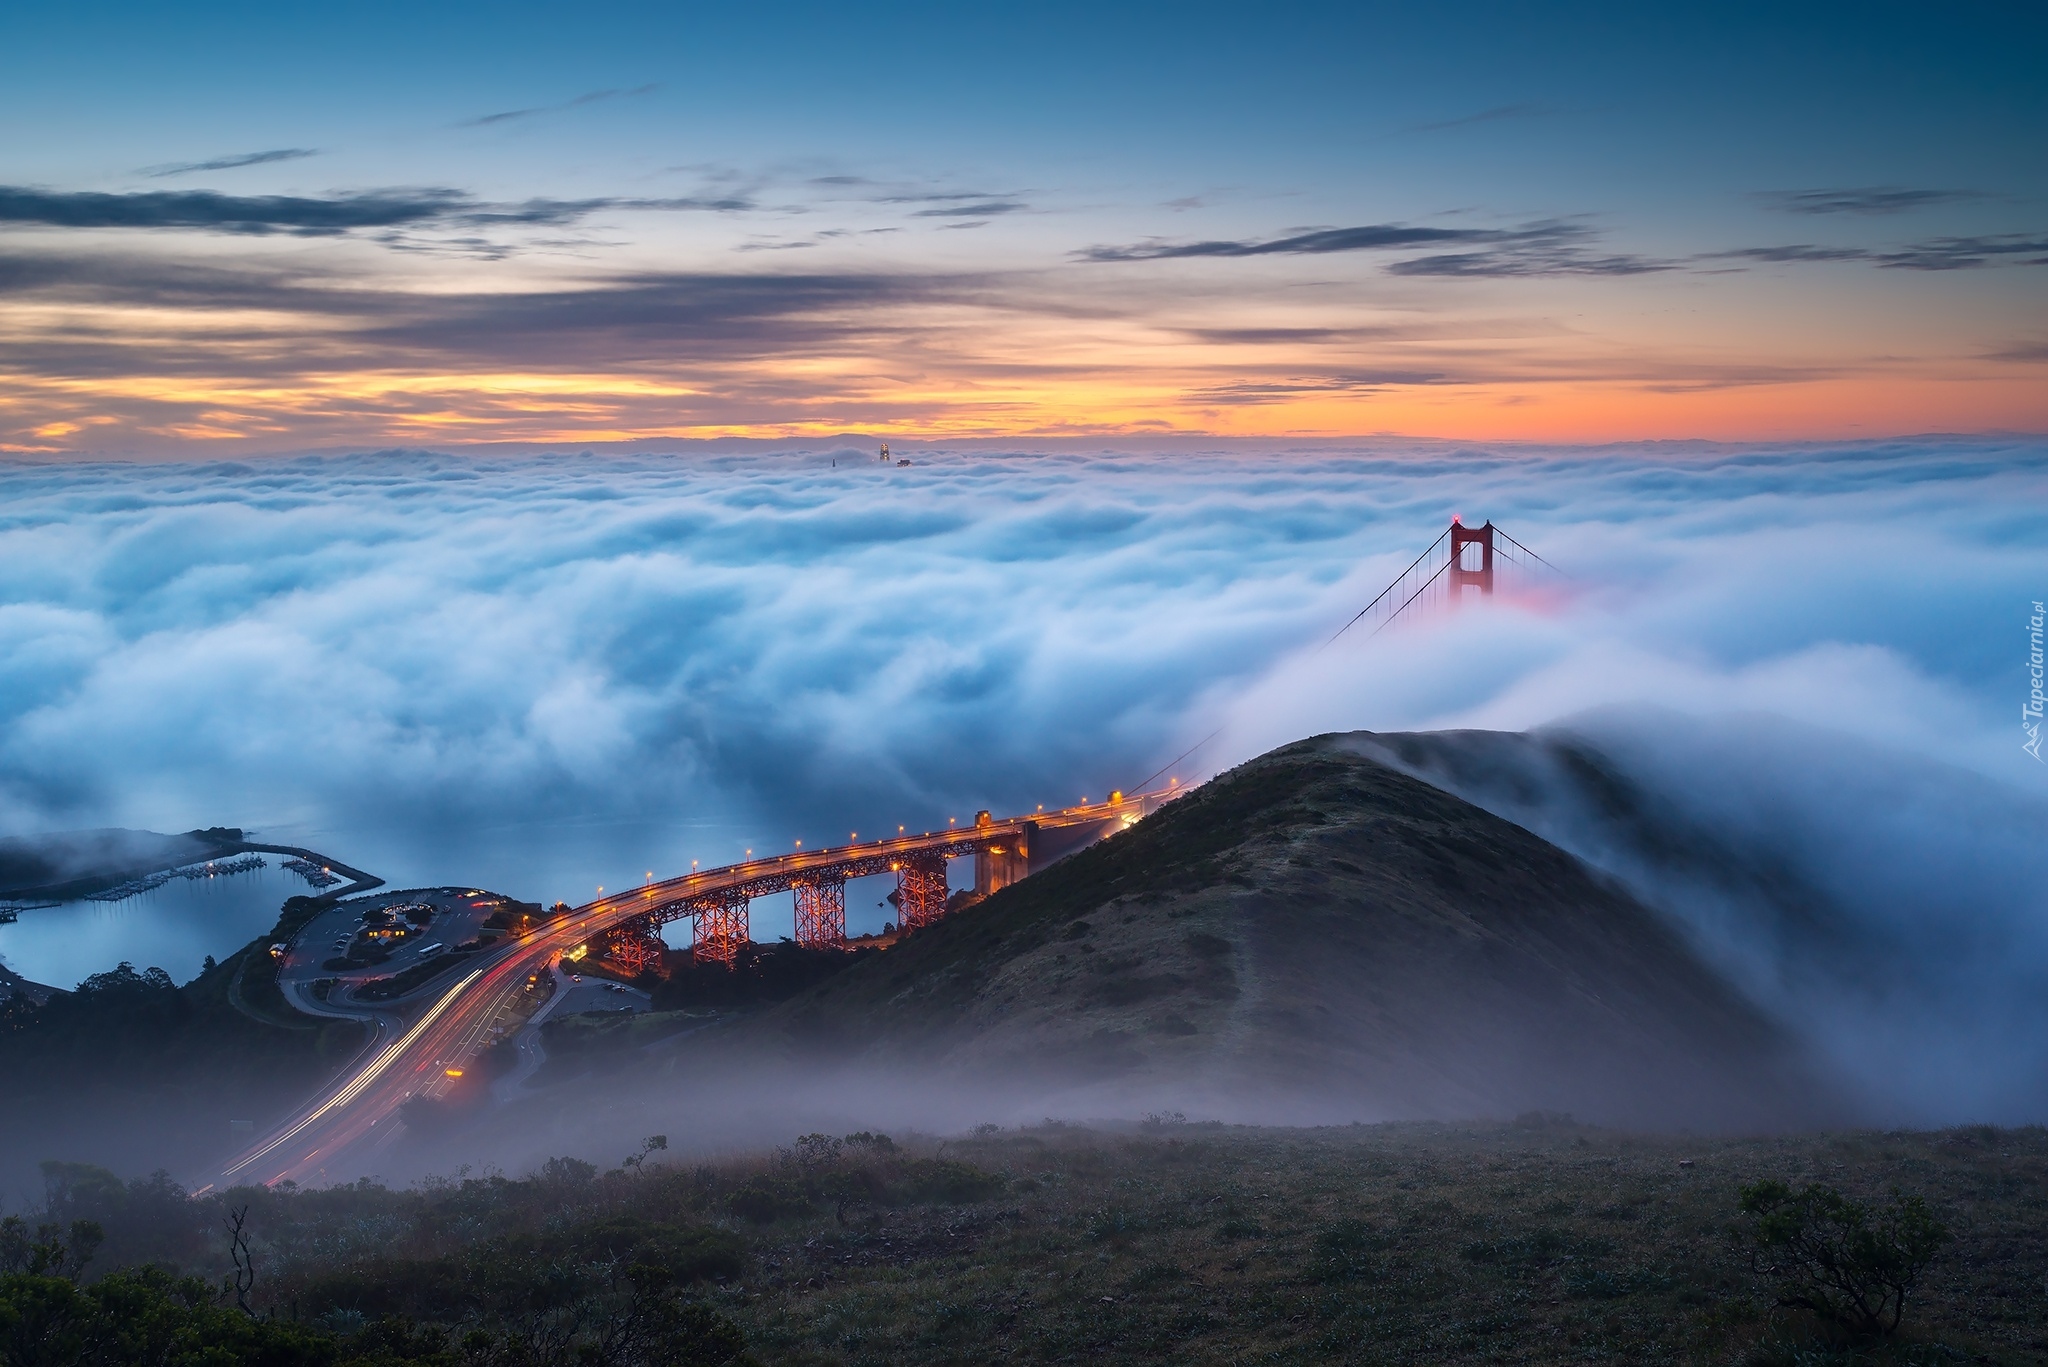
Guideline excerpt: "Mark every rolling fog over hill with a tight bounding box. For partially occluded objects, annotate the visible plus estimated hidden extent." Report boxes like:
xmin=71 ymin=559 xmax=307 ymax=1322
xmin=442 ymin=734 xmax=1830 ymax=1181
xmin=1358 ymin=714 xmax=2048 ymax=1126
xmin=1 ymin=439 xmax=2043 ymax=1161
xmin=0 ymin=437 xmax=2039 ymax=938
xmin=372 ymin=717 xmax=2045 ymax=1186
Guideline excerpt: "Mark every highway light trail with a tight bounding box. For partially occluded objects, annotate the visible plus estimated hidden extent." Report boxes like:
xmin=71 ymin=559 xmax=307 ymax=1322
xmin=214 ymin=790 xmax=1177 ymax=1187
xmin=221 ymin=968 xmax=483 ymax=1183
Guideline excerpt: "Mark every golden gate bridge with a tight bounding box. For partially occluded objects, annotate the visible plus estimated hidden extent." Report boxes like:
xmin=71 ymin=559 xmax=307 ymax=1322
xmin=609 ymin=517 xmax=1554 ymax=967
xmin=215 ymin=516 xmax=1556 ymax=1188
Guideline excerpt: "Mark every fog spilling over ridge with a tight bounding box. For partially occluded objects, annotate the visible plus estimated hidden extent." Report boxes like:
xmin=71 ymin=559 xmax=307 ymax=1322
xmin=1355 ymin=715 xmax=2048 ymax=1126
xmin=0 ymin=438 xmax=2043 ymax=994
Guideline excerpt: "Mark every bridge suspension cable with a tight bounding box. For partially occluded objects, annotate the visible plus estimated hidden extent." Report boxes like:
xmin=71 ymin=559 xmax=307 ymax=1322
xmin=1126 ymin=517 xmax=1559 ymax=794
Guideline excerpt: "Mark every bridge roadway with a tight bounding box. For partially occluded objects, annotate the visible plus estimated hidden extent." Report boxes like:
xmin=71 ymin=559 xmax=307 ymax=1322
xmin=210 ymin=789 xmax=1173 ymax=1190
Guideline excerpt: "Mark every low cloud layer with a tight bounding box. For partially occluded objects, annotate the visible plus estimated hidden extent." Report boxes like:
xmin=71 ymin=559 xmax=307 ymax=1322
xmin=0 ymin=438 xmax=2043 ymax=1122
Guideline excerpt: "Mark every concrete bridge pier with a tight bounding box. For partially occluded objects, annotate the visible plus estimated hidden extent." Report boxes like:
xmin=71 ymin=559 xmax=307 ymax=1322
xmin=973 ymin=810 xmax=1029 ymax=897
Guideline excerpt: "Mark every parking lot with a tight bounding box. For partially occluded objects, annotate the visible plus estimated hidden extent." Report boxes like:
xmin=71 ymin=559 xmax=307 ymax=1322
xmin=277 ymin=887 xmax=539 ymax=1007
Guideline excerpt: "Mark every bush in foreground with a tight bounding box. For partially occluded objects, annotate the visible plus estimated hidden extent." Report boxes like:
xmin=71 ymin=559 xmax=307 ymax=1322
xmin=1740 ymin=1180 xmax=1952 ymax=1338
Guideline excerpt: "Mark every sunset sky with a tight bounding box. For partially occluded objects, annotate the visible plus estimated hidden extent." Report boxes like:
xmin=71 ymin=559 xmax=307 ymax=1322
xmin=2 ymin=1 xmax=2044 ymax=452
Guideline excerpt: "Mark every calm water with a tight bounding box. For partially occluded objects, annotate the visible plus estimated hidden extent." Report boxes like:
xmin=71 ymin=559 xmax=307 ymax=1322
xmin=0 ymin=862 xmax=310 ymax=990
xmin=0 ymin=828 xmax=977 ymax=988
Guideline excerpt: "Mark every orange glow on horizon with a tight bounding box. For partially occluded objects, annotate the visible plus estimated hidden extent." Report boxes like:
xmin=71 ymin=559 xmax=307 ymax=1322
xmin=5 ymin=351 xmax=2044 ymax=453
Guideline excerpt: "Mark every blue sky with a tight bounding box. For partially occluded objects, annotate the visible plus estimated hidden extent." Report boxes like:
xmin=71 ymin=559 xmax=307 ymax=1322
xmin=1 ymin=2 xmax=2043 ymax=449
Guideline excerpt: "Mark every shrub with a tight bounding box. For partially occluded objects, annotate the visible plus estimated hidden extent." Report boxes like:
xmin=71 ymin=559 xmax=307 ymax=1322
xmin=784 ymin=1133 xmax=843 ymax=1167
xmin=540 ymin=1155 xmax=597 ymax=1185
xmin=726 ymin=1176 xmax=815 ymax=1224
xmin=842 ymin=1131 xmax=896 ymax=1153
xmin=1739 ymin=1181 xmax=1951 ymax=1337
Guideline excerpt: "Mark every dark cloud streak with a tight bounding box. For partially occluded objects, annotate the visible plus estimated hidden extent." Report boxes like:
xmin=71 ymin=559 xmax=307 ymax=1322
xmin=0 ymin=186 xmax=754 ymax=236
xmin=1706 ymin=245 xmax=1872 ymax=263
xmin=1185 ymin=370 xmax=1448 ymax=405
xmin=0 ymin=251 xmax=979 ymax=376
xmin=1081 ymin=223 xmax=1490 ymax=261
xmin=912 ymin=201 xmax=1027 ymax=218
xmin=1083 ymin=220 xmax=1676 ymax=278
xmin=0 ymin=186 xmax=469 ymax=234
xmin=140 ymin=149 xmax=319 ymax=178
xmin=1753 ymin=187 xmax=1985 ymax=216
xmin=460 ymin=83 xmax=662 ymax=127
xmin=1705 ymin=234 xmax=2048 ymax=271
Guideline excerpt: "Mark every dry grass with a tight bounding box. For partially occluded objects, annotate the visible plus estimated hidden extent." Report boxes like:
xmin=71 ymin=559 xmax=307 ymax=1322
xmin=703 ymin=1119 xmax=2047 ymax=1366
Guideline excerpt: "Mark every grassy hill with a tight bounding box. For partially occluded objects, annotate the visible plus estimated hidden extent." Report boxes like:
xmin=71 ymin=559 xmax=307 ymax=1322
xmin=724 ymin=732 xmax=1830 ymax=1130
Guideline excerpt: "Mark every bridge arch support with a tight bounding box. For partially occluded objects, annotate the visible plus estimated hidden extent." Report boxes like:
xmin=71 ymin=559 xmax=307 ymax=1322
xmin=894 ymin=852 xmax=949 ymax=931
xmin=691 ymin=891 xmax=750 ymax=965
xmin=792 ymin=876 xmax=847 ymax=949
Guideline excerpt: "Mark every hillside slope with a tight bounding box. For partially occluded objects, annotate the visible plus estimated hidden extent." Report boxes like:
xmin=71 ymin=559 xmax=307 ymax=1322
xmin=738 ymin=732 xmax=1831 ymax=1129
xmin=0 ymin=899 xmax=362 ymax=1192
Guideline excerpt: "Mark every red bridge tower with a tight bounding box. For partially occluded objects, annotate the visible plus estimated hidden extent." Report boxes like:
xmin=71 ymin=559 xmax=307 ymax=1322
xmin=1449 ymin=518 xmax=1496 ymax=598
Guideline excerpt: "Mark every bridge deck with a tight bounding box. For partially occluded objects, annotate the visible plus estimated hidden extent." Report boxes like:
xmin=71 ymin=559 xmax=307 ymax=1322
xmin=578 ymin=788 xmax=1174 ymax=926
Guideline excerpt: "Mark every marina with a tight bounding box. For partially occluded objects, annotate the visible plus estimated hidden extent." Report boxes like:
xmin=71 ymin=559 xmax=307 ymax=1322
xmin=86 ymin=853 xmax=269 ymax=902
